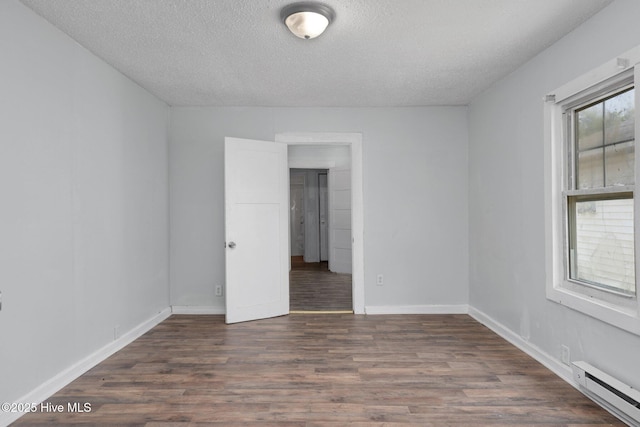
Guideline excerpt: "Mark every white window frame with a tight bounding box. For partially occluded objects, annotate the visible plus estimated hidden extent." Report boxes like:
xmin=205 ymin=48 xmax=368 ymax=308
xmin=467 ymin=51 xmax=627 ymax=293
xmin=545 ymin=45 xmax=640 ymax=336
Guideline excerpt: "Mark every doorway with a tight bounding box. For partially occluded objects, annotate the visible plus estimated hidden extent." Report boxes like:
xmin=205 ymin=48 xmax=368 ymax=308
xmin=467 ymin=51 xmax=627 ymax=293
xmin=224 ymin=133 xmax=364 ymax=324
xmin=277 ymin=132 xmax=364 ymax=314
xmin=289 ymin=168 xmax=352 ymax=311
xmin=289 ymin=169 xmax=329 ymax=264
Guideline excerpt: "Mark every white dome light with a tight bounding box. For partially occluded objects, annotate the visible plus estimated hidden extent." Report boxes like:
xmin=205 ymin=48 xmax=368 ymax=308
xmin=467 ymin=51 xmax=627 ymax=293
xmin=281 ymin=3 xmax=335 ymax=40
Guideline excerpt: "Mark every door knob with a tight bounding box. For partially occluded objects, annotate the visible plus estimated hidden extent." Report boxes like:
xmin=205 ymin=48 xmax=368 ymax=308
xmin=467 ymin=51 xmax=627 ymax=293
xmin=228 ymin=241 xmax=236 ymax=249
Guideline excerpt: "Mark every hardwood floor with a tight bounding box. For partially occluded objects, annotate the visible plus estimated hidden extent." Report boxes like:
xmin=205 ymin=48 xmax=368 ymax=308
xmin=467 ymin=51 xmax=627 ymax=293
xmin=14 ymin=314 xmax=622 ymax=426
xmin=290 ymin=259 xmax=352 ymax=312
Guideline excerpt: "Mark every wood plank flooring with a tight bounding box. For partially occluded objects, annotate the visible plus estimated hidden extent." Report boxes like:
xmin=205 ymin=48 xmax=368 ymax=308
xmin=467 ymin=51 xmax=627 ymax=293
xmin=290 ymin=261 xmax=352 ymax=312
xmin=13 ymin=314 xmax=622 ymax=426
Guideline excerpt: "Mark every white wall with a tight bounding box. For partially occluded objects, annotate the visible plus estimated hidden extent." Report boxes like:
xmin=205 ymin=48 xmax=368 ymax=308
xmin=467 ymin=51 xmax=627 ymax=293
xmin=288 ymin=144 xmax=351 ymax=168
xmin=468 ymin=0 xmax=640 ymax=389
xmin=169 ymin=107 xmax=469 ymax=310
xmin=0 ymin=0 xmax=169 ymax=407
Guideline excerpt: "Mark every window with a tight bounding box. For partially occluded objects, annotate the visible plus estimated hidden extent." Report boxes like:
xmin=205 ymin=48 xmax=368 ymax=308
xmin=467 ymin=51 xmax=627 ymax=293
xmin=567 ymin=86 xmax=635 ymax=296
xmin=545 ymin=47 xmax=640 ymax=335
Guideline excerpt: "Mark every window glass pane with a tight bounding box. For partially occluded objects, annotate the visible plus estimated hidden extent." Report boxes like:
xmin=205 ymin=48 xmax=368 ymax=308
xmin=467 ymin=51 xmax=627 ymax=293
xmin=575 ymin=87 xmax=635 ymax=190
xmin=570 ymin=197 xmax=635 ymax=295
xmin=577 ymin=147 xmax=604 ymax=189
xmin=604 ymin=88 xmax=635 ymax=187
xmin=604 ymin=88 xmax=634 ymax=145
xmin=605 ymin=141 xmax=635 ymax=186
xmin=577 ymin=103 xmax=603 ymax=151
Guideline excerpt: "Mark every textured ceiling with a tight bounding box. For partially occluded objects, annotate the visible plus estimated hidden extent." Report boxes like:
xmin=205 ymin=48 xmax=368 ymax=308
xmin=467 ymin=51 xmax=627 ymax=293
xmin=20 ymin=0 xmax=613 ymax=107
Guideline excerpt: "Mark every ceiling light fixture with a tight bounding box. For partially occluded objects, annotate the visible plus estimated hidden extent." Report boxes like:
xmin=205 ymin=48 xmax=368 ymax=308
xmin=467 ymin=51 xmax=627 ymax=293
xmin=281 ymin=2 xmax=335 ymax=40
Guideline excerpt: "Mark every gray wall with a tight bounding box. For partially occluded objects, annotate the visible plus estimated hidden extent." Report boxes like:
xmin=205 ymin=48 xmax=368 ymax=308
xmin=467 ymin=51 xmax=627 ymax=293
xmin=0 ymin=0 xmax=169 ymax=404
xmin=169 ymin=107 xmax=469 ymax=310
xmin=468 ymin=0 xmax=640 ymax=389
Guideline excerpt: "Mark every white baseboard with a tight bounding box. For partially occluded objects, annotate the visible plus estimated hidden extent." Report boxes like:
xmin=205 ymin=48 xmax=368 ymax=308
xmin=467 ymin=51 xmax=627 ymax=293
xmin=466 ymin=306 xmax=635 ymax=423
xmin=467 ymin=306 xmax=573 ymax=384
xmin=171 ymin=305 xmax=225 ymax=315
xmin=365 ymin=304 xmax=469 ymax=315
xmin=1 ymin=307 xmax=172 ymax=427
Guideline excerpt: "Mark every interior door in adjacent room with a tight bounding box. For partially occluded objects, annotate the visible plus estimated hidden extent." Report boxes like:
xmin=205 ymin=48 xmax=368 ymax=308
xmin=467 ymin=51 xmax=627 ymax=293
xmin=224 ymin=137 xmax=289 ymax=324
xmin=328 ymin=167 xmax=352 ymax=274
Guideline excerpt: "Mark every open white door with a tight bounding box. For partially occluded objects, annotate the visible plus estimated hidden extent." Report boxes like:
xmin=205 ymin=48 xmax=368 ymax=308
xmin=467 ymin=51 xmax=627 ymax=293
xmin=328 ymin=167 xmax=352 ymax=274
xmin=225 ymin=137 xmax=289 ymax=324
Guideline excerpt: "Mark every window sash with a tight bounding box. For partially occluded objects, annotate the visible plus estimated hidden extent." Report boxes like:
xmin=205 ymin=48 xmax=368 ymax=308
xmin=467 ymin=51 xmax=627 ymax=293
xmin=565 ymin=192 xmax=635 ymax=296
xmin=563 ymin=80 xmax=637 ymax=298
xmin=564 ymin=80 xmax=635 ymax=191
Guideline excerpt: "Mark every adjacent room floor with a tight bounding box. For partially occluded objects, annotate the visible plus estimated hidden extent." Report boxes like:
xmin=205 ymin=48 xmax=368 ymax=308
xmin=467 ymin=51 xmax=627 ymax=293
xmin=13 ymin=314 xmax=622 ymax=426
xmin=289 ymin=258 xmax=352 ymax=312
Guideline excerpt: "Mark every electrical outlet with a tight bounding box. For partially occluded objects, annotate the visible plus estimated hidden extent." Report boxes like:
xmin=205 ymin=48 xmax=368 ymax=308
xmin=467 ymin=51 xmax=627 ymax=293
xmin=376 ymin=274 xmax=384 ymax=286
xmin=0 ymin=290 xmax=2 ymax=311
xmin=114 ymin=325 xmax=121 ymax=340
xmin=561 ymin=345 xmax=570 ymax=366
xmin=215 ymin=285 xmax=223 ymax=297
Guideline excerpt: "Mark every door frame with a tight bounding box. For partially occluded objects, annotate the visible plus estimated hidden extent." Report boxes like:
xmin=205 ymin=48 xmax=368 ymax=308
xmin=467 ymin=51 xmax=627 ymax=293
xmin=276 ymin=132 xmax=364 ymax=314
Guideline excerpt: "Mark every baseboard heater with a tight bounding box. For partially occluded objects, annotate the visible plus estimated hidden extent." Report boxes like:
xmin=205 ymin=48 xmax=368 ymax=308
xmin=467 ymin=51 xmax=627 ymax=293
xmin=572 ymin=361 xmax=640 ymax=426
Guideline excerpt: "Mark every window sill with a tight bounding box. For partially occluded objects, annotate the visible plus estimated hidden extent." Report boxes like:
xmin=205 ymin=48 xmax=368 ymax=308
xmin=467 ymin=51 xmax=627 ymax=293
xmin=547 ymin=285 xmax=640 ymax=336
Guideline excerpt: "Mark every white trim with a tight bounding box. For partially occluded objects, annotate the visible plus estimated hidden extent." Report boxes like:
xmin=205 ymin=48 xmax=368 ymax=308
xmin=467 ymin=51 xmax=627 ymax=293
xmin=468 ymin=306 xmax=573 ymax=383
xmin=288 ymin=159 xmax=336 ymax=169
xmin=275 ymin=132 xmax=365 ymax=314
xmin=365 ymin=304 xmax=469 ymax=315
xmin=171 ymin=305 xmax=225 ymax=315
xmin=1 ymin=307 xmax=172 ymax=427
xmin=552 ymin=45 xmax=640 ymax=102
